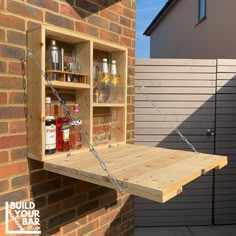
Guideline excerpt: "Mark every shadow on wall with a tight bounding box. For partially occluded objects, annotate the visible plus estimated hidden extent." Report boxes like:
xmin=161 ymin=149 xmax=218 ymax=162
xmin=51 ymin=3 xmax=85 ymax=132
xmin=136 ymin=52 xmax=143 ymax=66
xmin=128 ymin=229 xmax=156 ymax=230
xmin=65 ymin=0 xmax=121 ymax=18
xmin=134 ymin=60 xmax=236 ymax=226
xmin=28 ymin=159 xmax=134 ymax=235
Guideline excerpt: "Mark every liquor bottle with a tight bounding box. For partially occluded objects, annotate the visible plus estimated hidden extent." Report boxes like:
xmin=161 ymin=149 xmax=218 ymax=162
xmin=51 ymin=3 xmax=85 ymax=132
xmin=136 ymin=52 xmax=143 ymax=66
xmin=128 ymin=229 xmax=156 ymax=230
xmin=56 ymin=99 xmax=70 ymax=151
xmin=93 ymin=65 xmax=99 ymax=102
xmin=47 ymin=39 xmax=60 ymax=80
xmin=45 ymin=97 xmax=56 ymax=154
xmin=98 ymin=58 xmax=110 ymax=103
xmin=109 ymin=60 xmax=120 ymax=103
xmin=69 ymin=104 xmax=82 ymax=149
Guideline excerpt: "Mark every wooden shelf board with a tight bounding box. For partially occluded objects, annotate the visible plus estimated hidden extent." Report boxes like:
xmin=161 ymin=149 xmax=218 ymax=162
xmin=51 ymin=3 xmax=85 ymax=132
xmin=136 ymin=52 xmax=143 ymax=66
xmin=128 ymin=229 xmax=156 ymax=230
xmin=93 ymin=103 xmax=125 ymax=107
xmin=43 ymin=144 xmax=227 ymax=203
xmin=45 ymin=80 xmax=90 ymax=89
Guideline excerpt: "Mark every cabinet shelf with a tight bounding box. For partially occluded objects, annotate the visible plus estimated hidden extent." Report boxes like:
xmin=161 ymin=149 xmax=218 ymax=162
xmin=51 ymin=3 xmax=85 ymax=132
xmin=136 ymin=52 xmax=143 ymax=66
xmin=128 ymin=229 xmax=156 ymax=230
xmin=45 ymin=80 xmax=90 ymax=89
xmin=92 ymin=102 xmax=125 ymax=107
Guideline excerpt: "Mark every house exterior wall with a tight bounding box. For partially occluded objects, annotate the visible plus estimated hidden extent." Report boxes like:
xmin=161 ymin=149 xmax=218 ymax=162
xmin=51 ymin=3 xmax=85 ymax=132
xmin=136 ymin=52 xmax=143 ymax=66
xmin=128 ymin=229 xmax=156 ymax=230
xmin=150 ymin=0 xmax=236 ymax=59
xmin=0 ymin=0 xmax=135 ymax=235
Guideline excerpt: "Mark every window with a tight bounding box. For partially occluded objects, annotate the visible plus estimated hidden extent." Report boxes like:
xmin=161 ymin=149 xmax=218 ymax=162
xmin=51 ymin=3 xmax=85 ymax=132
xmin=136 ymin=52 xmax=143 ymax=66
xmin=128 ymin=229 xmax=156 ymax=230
xmin=199 ymin=0 xmax=206 ymax=22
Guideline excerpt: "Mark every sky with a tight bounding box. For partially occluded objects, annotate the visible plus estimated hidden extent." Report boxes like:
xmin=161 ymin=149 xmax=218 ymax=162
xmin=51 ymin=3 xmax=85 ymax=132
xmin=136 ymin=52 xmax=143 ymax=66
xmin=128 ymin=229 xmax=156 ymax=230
xmin=136 ymin=0 xmax=168 ymax=58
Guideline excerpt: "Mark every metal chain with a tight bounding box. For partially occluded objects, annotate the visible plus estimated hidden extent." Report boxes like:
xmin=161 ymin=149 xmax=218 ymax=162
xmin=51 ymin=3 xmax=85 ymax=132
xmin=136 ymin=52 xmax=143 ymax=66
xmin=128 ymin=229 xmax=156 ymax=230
xmin=136 ymin=86 xmax=198 ymax=153
xmin=26 ymin=48 xmax=125 ymax=193
xmin=20 ymin=58 xmax=28 ymax=130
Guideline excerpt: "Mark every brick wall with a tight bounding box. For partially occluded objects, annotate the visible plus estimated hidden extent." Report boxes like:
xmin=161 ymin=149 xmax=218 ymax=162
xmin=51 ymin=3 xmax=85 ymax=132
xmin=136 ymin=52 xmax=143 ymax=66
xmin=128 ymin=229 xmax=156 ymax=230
xmin=0 ymin=0 xmax=135 ymax=235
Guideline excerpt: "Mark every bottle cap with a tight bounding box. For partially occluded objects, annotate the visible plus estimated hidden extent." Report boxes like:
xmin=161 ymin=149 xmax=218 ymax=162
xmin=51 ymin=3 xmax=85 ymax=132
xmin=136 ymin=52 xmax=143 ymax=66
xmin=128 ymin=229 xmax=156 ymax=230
xmin=45 ymin=97 xmax=51 ymax=104
xmin=112 ymin=60 xmax=116 ymax=64
xmin=103 ymin=58 xmax=108 ymax=62
xmin=50 ymin=40 xmax=57 ymax=46
xmin=74 ymin=104 xmax=79 ymax=112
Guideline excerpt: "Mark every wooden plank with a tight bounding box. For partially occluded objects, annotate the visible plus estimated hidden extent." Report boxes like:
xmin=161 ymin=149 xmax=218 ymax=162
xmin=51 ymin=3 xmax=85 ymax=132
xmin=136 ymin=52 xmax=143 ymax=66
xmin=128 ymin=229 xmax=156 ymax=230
xmin=218 ymin=59 xmax=236 ymax=66
xmin=136 ymin=80 xmax=216 ymax=87
xmin=136 ymin=66 xmax=216 ymax=73
xmin=135 ymin=94 xmax=215 ymax=101
xmin=217 ymin=66 xmax=236 ymax=73
xmin=135 ymin=114 xmax=215 ymax=122
xmin=44 ymin=144 xmax=227 ymax=203
xmin=135 ymin=101 xmax=215 ymax=108
xmin=136 ymin=87 xmax=216 ymax=94
xmin=135 ymin=108 xmax=215 ymax=115
xmin=136 ymin=73 xmax=216 ymax=80
xmin=136 ymin=58 xmax=216 ymax=66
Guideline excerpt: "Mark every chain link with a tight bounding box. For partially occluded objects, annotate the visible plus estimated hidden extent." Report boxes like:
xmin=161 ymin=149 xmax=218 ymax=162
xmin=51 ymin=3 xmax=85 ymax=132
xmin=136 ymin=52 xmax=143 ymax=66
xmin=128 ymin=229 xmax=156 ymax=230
xmin=20 ymin=58 xmax=28 ymax=130
xmin=136 ymin=86 xmax=198 ymax=153
xmin=26 ymin=48 xmax=125 ymax=193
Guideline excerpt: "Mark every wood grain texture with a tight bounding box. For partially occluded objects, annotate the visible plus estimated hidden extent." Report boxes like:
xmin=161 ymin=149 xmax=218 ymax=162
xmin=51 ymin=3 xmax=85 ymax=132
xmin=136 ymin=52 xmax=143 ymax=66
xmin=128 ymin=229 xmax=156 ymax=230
xmin=44 ymin=144 xmax=227 ymax=203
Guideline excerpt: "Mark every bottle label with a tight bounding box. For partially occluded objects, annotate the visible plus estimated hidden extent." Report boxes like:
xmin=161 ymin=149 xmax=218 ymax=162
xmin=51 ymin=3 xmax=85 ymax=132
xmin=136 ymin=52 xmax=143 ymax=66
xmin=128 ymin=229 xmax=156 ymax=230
xmin=111 ymin=76 xmax=119 ymax=85
xmin=100 ymin=75 xmax=110 ymax=83
xmin=45 ymin=124 xmax=56 ymax=149
xmin=60 ymin=123 xmax=70 ymax=141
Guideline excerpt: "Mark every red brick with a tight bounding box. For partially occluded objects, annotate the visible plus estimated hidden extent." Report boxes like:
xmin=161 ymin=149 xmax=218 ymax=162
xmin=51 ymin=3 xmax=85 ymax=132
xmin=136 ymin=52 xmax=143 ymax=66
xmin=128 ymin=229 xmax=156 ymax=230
xmin=0 ymin=151 xmax=8 ymax=163
xmin=111 ymin=3 xmax=123 ymax=13
xmin=75 ymin=0 xmax=99 ymax=13
xmin=88 ymin=207 xmax=108 ymax=221
xmin=123 ymin=27 xmax=135 ymax=38
xmin=0 ymin=12 xmax=25 ymax=31
xmin=77 ymin=219 xmax=99 ymax=236
xmin=0 ymin=209 xmax=5 ymax=223
xmin=120 ymin=36 xmax=132 ymax=47
xmin=110 ymin=22 xmax=122 ymax=34
xmin=45 ymin=11 xmax=74 ymax=30
xmin=7 ymin=0 xmax=43 ymax=21
xmin=121 ymin=0 xmax=132 ymax=8
xmin=8 ymin=61 xmax=23 ymax=75
xmin=0 ymin=29 xmax=5 ymax=41
xmin=0 ymin=161 xmax=28 ymax=179
xmin=87 ymin=224 xmax=109 ymax=236
xmin=11 ymin=147 xmax=27 ymax=161
xmin=7 ymin=30 xmax=26 ymax=46
xmin=62 ymin=216 xmax=87 ymax=234
xmin=65 ymin=231 xmax=76 ymax=236
xmin=0 ymin=106 xmax=25 ymax=119
xmin=10 ymin=120 xmax=26 ymax=133
xmin=0 ymin=179 xmax=9 ymax=192
xmin=11 ymin=174 xmax=29 ymax=189
xmin=99 ymin=189 xmax=117 ymax=206
xmin=100 ymin=209 xmax=120 ymax=226
xmin=30 ymin=170 xmax=47 ymax=185
xmin=88 ymin=15 xmax=109 ymax=29
xmin=9 ymin=92 xmax=24 ymax=104
xmin=48 ymin=210 xmax=75 ymax=229
xmin=0 ymin=188 xmax=29 ymax=208
xmin=27 ymin=21 xmax=41 ymax=30
xmin=100 ymin=9 xmax=119 ymax=22
xmin=28 ymin=158 xmax=43 ymax=171
xmin=0 ymin=92 xmax=7 ymax=104
xmin=63 ymin=193 xmax=87 ymax=210
xmin=122 ymin=227 xmax=134 ymax=236
xmin=0 ymin=134 xmax=26 ymax=149
xmin=48 ymin=187 xmax=75 ymax=204
xmin=0 ymin=76 xmax=23 ymax=90
xmin=28 ymin=0 xmax=59 ymax=12
xmin=0 ymin=122 xmax=8 ymax=134
xmin=0 ymin=44 xmax=25 ymax=59
xmin=39 ymin=203 xmax=62 ymax=220
xmin=100 ymin=29 xmax=119 ymax=43
xmin=0 ymin=61 xmax=6 ymax=72
xmin=120 ymin=15 xmax=131 ymax=27
xmin=60 ymin=3 xmax=83 ymax=19
xmin=123 ymin=7 xmax=135 ymax=19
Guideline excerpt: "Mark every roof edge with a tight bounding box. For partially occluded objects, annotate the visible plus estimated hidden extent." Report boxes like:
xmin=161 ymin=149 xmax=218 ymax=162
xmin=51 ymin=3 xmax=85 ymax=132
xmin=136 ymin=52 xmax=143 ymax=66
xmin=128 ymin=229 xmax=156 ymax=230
xmin=143 ymin=0 xmax=178 ymax=36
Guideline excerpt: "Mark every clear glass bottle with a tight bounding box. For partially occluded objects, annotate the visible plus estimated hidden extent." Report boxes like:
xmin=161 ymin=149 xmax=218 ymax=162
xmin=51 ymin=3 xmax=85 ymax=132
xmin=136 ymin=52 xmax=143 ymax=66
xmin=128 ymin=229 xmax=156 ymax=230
xmin=110 ymin=60 xmax=120 ymax=103
xmin=69 ymin=104 xmax=82 ymax=149
xmin=45 ymin=97 xmax=56 ymax=155
xmin=56 ymin=99 xmax=70 ymax=151
xmin=98 ymin=58 xmax=110 ymax=103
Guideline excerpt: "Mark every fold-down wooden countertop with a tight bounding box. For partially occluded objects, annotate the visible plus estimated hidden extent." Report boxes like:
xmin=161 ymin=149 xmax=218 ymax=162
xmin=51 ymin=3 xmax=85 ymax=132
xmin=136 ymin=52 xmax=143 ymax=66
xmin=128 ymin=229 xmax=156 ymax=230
xmin=44 ymin=144 xmax=227 ymax=203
